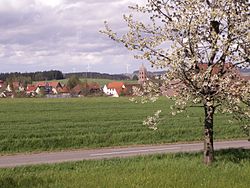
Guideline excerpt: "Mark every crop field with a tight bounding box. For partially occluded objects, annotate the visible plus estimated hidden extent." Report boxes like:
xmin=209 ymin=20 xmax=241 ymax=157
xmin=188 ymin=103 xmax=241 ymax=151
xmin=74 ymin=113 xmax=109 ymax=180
xmin=0 ymin=97 xmax=247 ymax=154
xmin=0 ymin=149 xmax=249 ymax=188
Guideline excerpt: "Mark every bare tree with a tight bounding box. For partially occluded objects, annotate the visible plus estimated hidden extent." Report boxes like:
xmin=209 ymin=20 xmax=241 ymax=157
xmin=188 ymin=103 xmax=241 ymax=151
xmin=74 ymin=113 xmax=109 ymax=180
xmin=102 ymin=0 xmax=250 ymax=165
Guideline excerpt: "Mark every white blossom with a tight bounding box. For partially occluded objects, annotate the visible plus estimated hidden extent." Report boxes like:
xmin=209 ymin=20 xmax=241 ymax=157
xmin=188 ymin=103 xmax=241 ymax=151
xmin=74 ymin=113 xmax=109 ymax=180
xmin=102 ymin=0 xmax=250 ymax=140
xmin=143 ymin=110 xmax=162 ymax=130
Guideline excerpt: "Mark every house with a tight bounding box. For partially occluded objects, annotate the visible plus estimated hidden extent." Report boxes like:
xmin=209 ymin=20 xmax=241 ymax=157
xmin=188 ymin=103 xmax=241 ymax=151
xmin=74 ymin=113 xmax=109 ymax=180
xmin=196 ymin=63 xmax=240 ymax=76
xmin=0 ymin=83 xmax=13 ymax=97
xmin=0 ymin=80 xmax=4 ymax=89
xmin=161 ymin=63 xmax=249 ymax=97
xmin=5 ymin=81 xmax=25 ymax=92
xmin=0 ymin=91 xmax=6 ymax=98
xmin=124 ymin=83 xmax=141 ymax=96
xmin=71 ymin=84 xmax=82 ymax=96
xmin=13 ymin=82 xmax=25 ymax=91
xmin=71 ymin=82 xmax=100 ymax=96
xmin=6 ymin=84 xmax=12 ymax=92
xmin=0 ymin=83 xmax=7 ymax=98
xmin=35 ymin=81 xmax=62 ymax=94
xmin=87 ymin=82 xmax=101 ymax=94
xmin=0 ymin=91 xmax=13 ymax=98
xmin=103 ymin=85 xmax=118 ymax=97
xmin=34 ymin=82 xmax=51 ymax=95
xmin=48 ymin=82 xmax=63 ymax=94
xmin=103 ymin=82 xmax=127 ymax=97
xmin=197 ymin=63 xmax=250 ymax=82
xmin=26 ymin=84 xmax=38 ymax=96
xmin=57 ymin=86 xmax=70 ymax=94
xmin=57 ymin=86 xmax=71 ymax=98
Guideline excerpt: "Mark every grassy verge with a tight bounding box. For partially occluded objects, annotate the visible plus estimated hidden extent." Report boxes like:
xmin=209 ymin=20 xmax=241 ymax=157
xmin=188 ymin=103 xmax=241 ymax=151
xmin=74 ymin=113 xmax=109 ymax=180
xmin=0 ymin=97 xmax=247 ymax=154
xmin=0 ymin=149 xmax=249 ymax=188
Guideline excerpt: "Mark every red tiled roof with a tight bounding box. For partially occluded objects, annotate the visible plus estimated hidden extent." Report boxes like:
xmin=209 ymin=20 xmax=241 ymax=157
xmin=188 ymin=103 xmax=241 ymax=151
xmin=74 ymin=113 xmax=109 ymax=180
xmin=71 ymin=82 xmax=100 ymax=94
xmin=197 ymin=63 xmax=240 ymax=75
xmin=71 ymin=84 xmax=82 ymax=94
xmin=197 ymin=63 xmax=250 ymax=81
xmin=35 ymin=81 xmax=61 ymax=88
xmin=35 ymin=82 xmax=47 ymax=87
xmin=107 ymin=82 xmax=127 ymax=95
xmin=107 ymin=82 xmax=125 ymax=89
xmin=58 ymin=86 xmax=70 ymax=93
xmin=26 ymin=84 xmax=37 ymax=92
xmin=49 ymin=82 xmax=62 ymax=88
xmin=88 ymin=82 xmax=100 ymax=90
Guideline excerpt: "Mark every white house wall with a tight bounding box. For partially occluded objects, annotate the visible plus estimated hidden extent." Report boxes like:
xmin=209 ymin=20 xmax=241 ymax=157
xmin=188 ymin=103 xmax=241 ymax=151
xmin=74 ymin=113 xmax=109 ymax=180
xmin=103 ymin=85 xmax=120 ymax=97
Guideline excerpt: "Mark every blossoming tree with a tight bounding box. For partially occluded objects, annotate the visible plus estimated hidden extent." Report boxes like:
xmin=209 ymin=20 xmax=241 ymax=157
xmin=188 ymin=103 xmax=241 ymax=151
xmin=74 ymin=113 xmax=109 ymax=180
xmin=102 ymin=0 xmax=250 ymax=164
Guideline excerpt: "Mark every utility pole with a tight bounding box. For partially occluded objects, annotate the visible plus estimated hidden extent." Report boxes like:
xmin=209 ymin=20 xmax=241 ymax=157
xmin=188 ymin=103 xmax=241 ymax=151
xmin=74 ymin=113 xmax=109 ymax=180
xmin=86 ymin=62 xmax=91 ymax=78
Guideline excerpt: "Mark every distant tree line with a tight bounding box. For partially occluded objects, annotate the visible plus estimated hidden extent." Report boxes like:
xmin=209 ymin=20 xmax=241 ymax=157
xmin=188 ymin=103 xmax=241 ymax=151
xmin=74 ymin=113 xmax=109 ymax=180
xmin=65 ymin=72 xmax=130 ymax=80
xmin=0 ymin=70 xmax=133 ymax=85
xmin=0 ymin=70 xmax=64 ymax=83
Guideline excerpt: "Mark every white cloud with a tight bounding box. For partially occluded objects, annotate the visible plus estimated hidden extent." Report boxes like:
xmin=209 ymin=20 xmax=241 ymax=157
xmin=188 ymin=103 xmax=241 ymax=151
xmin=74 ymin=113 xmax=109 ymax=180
xmin=35 ymin=0 xmax=64 ymax=7
xmin=0 ymin=0 xmax=149 ymax=73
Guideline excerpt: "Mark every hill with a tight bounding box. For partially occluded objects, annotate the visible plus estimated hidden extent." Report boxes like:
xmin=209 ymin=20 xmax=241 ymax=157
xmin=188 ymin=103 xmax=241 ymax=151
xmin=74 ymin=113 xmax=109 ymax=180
xmin=64 ymin=72 xmax=130 ymax=80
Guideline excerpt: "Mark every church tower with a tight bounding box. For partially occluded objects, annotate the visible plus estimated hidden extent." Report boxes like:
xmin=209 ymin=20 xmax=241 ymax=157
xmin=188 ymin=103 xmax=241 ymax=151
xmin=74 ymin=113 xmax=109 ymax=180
xmin=138 ymin=64 xmax=147 ymax=84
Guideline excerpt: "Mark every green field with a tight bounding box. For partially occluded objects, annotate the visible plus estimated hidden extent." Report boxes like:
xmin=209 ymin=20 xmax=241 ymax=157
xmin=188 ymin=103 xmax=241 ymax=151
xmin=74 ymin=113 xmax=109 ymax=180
xmin=78 ymin=78 xmax=137 ymax=86
xmin=0 ymin=149 xmax=249 ymax=188
xmin=0 ymin=97 xmax=246 ymax=154
xmin=45 ymin=78 xmax=137 ymax=86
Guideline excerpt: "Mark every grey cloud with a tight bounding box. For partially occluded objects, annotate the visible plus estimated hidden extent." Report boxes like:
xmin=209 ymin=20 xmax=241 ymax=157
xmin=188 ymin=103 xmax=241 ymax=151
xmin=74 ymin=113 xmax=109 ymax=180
xmin=0 ymin=0 xmax=149 ymax=73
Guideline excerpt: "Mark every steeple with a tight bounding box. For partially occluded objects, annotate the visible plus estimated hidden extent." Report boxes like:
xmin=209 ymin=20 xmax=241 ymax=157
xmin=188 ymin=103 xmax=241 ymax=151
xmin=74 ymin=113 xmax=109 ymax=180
xmin=138 ymin=64 xmax=147 ymax=84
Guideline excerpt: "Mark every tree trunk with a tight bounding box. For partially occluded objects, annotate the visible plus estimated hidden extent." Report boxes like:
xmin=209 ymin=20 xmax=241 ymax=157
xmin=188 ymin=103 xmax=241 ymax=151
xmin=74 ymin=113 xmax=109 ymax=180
xmin=203 ymin=99 xmax=215 ymax=165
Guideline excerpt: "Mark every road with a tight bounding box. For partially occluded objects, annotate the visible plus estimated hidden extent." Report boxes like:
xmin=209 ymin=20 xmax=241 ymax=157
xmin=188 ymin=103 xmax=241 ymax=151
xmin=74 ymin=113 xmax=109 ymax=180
xmin=0 ymin=140 xmax=249 ymax=168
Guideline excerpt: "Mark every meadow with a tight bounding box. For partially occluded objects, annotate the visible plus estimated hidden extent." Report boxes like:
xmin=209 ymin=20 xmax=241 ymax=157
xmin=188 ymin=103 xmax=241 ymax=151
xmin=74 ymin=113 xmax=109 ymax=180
xmin=0 ymin=97 xmax=247 ymax=154
xmin=0 ymin=149 xmax=249 ymax=188
xmin=46 ymin=78 xmax=137 ymax=86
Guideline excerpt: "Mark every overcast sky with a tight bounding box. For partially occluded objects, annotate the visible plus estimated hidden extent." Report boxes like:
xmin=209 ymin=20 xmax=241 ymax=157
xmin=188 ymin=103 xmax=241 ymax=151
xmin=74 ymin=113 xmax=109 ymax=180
xmin=0 ymin=0 xmax=150 ymax=74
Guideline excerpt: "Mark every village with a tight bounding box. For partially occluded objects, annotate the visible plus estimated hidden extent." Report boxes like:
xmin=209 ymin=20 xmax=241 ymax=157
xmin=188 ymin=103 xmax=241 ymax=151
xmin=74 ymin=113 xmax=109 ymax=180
xmin=0 ymin=64 xmax=150 ymax=98
xmin=1 ymin=63 xmax=249 ymax=99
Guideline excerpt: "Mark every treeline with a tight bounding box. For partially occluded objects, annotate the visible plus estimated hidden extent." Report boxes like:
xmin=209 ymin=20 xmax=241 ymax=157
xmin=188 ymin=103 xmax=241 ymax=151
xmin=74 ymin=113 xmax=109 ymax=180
xmin=0 ymin=70 xmax=132 ymax=84
xmin=65 ymin=72 xmax=130 ymax=80
xmin=0 ymin=70 xmax=64 ymax=82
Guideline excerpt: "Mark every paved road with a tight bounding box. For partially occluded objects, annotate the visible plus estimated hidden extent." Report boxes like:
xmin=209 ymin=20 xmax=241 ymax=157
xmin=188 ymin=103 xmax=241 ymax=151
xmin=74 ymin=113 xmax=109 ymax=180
xmin=0 ymin=140 xmax=249 ymax=168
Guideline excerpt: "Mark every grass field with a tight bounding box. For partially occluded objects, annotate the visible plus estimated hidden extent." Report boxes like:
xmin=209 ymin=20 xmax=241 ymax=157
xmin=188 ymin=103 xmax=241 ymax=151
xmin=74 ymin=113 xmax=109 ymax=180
xmin=45 ymin=78 xmax=137 ymax=86
xmin=0 ymin=149 xmax=249 ymax=188
xmin=0 ymin=97 xmax=246 ymax=154
xmin=78 ymin=78 xmax=137 ymax=86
